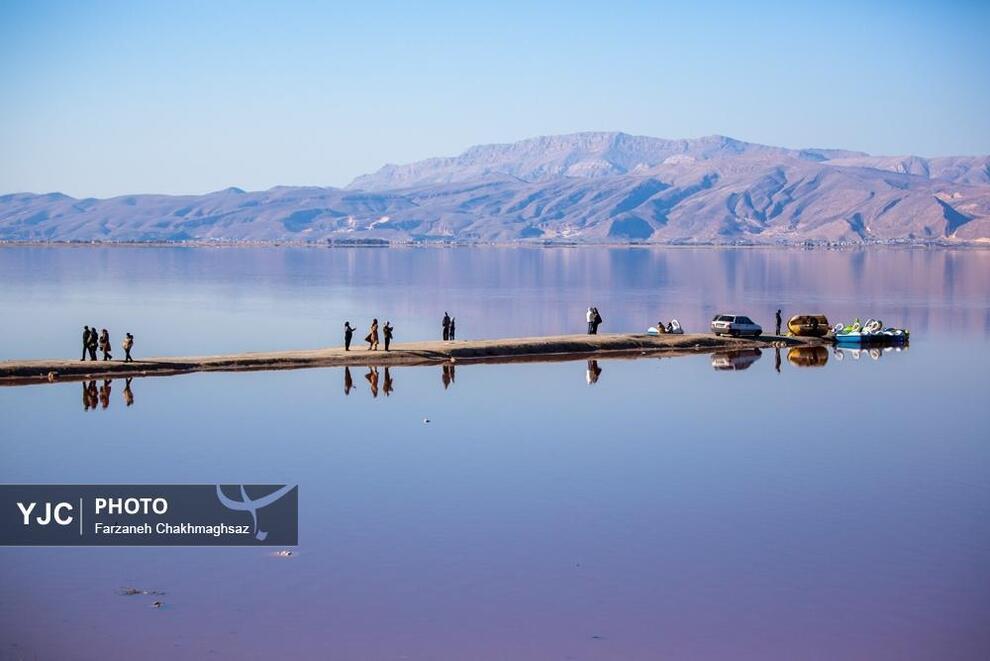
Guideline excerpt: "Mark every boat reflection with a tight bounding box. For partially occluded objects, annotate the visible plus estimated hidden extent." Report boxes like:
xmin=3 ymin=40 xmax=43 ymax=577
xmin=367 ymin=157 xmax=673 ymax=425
xmin=787 ymin=345 xmax=829 ymax=368
xmin=833 ymin=345 xmax=909 ymax=362
xmin=711 ymin=348 xmax=763 ymax=371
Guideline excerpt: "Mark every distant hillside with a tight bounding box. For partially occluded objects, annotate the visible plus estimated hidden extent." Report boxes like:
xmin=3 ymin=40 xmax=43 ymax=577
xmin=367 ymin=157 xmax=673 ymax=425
xmin=2 ymin=132 xmax=989 ymax=244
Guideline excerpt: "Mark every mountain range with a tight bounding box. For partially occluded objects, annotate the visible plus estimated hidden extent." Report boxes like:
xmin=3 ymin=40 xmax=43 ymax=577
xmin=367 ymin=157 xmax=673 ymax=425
xmin=2 ymin=132 xmax=989 ymax=244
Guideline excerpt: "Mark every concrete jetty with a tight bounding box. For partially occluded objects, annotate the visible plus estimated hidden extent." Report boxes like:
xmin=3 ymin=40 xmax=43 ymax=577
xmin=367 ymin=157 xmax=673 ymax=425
xmin=0 ymin=333 xmax=828 ymax=386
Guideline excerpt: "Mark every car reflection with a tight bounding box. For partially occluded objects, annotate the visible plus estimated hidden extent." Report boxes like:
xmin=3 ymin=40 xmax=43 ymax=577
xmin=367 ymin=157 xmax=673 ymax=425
xmin=711 ymin=348 xmax=763 ymax=371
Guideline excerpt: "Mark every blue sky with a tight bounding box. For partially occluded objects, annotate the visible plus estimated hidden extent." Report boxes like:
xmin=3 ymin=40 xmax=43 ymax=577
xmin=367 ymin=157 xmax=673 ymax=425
xmin=1 ymin=0 xmax=988 ymax=197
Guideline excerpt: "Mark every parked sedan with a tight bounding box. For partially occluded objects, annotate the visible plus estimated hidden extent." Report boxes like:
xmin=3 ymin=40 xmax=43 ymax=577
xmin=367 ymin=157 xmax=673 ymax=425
xmin=711 ymin=314 xmax=763 ymax=337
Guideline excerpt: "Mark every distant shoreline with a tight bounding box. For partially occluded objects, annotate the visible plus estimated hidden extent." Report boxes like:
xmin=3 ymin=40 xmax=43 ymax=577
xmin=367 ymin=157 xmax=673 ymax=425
xmin=1 ymin=239 xmax=986 ymax=250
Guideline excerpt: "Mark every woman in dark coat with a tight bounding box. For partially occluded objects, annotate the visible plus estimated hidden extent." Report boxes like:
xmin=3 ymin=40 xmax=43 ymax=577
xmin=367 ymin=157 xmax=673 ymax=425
xmin=365 ymin=319 xmax=379 ymax=351
xmin=99 ymin=329 xmax=112 ymax=361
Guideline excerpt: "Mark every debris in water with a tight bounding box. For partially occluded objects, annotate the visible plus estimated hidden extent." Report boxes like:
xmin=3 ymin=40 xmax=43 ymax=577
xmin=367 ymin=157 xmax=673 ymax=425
xmin=152 ymin=600 xmax=162 ymax=609
xmin=423 ymin=418 xmax=431 ymax=424
xmin=118 ymin=587 xmax=166 ymax=597
xmin=273 ymin=550 xmax=294 ymax=558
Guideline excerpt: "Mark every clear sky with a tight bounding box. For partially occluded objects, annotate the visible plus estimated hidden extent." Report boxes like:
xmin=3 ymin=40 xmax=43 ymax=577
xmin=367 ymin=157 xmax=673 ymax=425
xmin=1 ymin=0 xmax=988 ymax=198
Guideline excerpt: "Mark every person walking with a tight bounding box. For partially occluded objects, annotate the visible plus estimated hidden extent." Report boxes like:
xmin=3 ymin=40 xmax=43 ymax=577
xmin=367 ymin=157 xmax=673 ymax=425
xmin=99 ymin=329 xmax=112 ymax=361
xmin=365 ymin=319 xmax=379 ymax=351
xmin=344 ymin=321 xmax=356 ymax=351
xmin=775 ymin=309 xmax=783 ymax=336
xmin=81 ymin=326 xmax=92 ymax=361
xmin=442 ymin=312 xmax=451 ymax=341
xmin=383 ymin=321 xmax=394 ymax=352
xmin=122 ymin=333 xmax=134 ymax=362
xmin=87 ymin=324 xmax=98 ymax=361
xmin=449 ymin=317 xmax=456 ymax=340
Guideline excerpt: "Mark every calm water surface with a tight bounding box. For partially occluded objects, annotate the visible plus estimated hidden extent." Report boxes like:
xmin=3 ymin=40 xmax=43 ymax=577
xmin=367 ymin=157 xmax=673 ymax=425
xmin=1 ymin=246 xmax=989 ymax=660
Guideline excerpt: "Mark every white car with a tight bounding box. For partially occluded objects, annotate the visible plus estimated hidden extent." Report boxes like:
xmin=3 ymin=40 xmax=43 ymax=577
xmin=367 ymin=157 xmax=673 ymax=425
xmin=711 ymin=314 xmax=762 ymax=337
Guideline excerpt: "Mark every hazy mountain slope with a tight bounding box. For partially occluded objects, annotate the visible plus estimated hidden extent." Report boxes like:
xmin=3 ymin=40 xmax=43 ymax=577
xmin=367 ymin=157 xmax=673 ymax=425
xmin=2 ymin=132 xmax=988 ymax=244
xmin=348 ymin=132 xmax=868 ymax=191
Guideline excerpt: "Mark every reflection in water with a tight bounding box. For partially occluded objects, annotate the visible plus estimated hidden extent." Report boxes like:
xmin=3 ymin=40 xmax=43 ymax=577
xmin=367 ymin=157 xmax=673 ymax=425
xmin=81 ymin=378 xmax=135 ymax=410
xmin=711 ymin=348 xmax=763 ymax=371
xmin=441 ymin=363 xmax=456 ymax=390
xmin=787 ymin=346 xmax=830 ymax=368
xmin=343 ymin=367 xmax=354 ymax=396
xmin=383 ymin=367 xmax=394 ymax=397
xmin=586 ymin=360 xmax=602 ymax=384
xmin=833 ymin=346 xmax=909 ymax=362
xmin=775 ymin=348 xmax=781 ymax=373
xmin=99 ymin=379 xmax=111 ymax=409
xmin=5 ymin=247 xmax=986 ymax=362
xmin=365 ymin=367 xmax=379 ymax=398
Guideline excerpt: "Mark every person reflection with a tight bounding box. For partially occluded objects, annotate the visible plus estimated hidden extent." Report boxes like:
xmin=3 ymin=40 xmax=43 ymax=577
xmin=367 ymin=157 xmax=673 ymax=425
xmin=441 ymin=362 xmax=456 ymax=390
xmin=86 ymin=380 xmax=98 ymax=411
xmin=383 ymin=367 xmax=394 ymax=397
xmin=123 ymin=378 xmax=134 ymax=407
xmin=343 ymin=366 xmax=355 ymax=396
xmin=365 ymin=366 xmax=379 ymax=398
xmin=586 ymin=360 xmax=602 ymax=384
xmin=774 ymin=348 xmax=782 ymax=373
xmin=99 ymin=379 xmax=112 ymax=409
xmin=83 ymin=380 xmax=94 ymax=411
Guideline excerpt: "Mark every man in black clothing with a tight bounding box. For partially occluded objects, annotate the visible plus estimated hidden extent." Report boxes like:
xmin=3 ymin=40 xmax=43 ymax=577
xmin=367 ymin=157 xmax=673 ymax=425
xmin=775 ymin=309 xmax=783 ymax=336
xmin=442 ymin=312 xmax=451 ymax=341
xmin=87 ymin=324 xmax=98 ymax=361
xmin=82 ymin=326 xmax=91 ymax=361
xmin=449 ymin=317 xmax=456 ymax=340
xmin=383 ymin=321 xmax=394 ymax=351
xmin=344 ymin=321 xmax=355 ymax=351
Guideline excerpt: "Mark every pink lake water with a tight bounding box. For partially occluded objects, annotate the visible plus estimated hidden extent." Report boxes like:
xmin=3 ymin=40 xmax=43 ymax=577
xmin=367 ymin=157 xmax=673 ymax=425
xmin=1 ymin=246 xmax=988 ymax=660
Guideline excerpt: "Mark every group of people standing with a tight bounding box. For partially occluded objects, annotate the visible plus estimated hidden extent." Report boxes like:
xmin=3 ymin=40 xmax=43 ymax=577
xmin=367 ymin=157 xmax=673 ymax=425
xmin=586 ymin=307 xmax=604 ymax=334
xmin=344 ymin=320 xmax=396 ymax=351
xmin=343 ymin=313 xmax=459 ymax=352
xmin=441 ymin=312 xmax=456 ymax=341
xmin=81 ymin=326 xmax=134 ymax=362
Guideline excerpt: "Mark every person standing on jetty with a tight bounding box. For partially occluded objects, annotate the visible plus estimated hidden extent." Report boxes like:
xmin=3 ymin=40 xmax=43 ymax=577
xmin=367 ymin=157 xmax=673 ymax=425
xmin=343 ymin=321 xmax=356 ymax=351
xmin=775 ymin=309 xmax=783 ymax=336
xmin=591 ymin=307 xmax=603 ymax=334
xmin=87 ymin=324 xmax=98 ymax=360
xmin=586 ymin=308 xmax=595 ymax=334
xmin=81 ymin=326 xmax=92 ymax=361
xmin=366 ymin=319 xmax=379 ymax=351
xmin=449 ymin=317 xmax=456 ymax=340
xmin=99 ymin=329 xmax=112 ymax=361
xmin=442 ymin=312 xmax=451 ymax=341
xmin=383 ymin=321 xmax=394 ymax=351
xmin=122 ymin=333 xmax=134 ymax=362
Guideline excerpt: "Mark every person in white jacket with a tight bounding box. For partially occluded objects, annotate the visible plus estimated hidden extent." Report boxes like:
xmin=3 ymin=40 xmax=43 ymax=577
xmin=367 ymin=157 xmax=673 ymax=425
xmin=586 ymin=307 xmax=595 ymax=334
